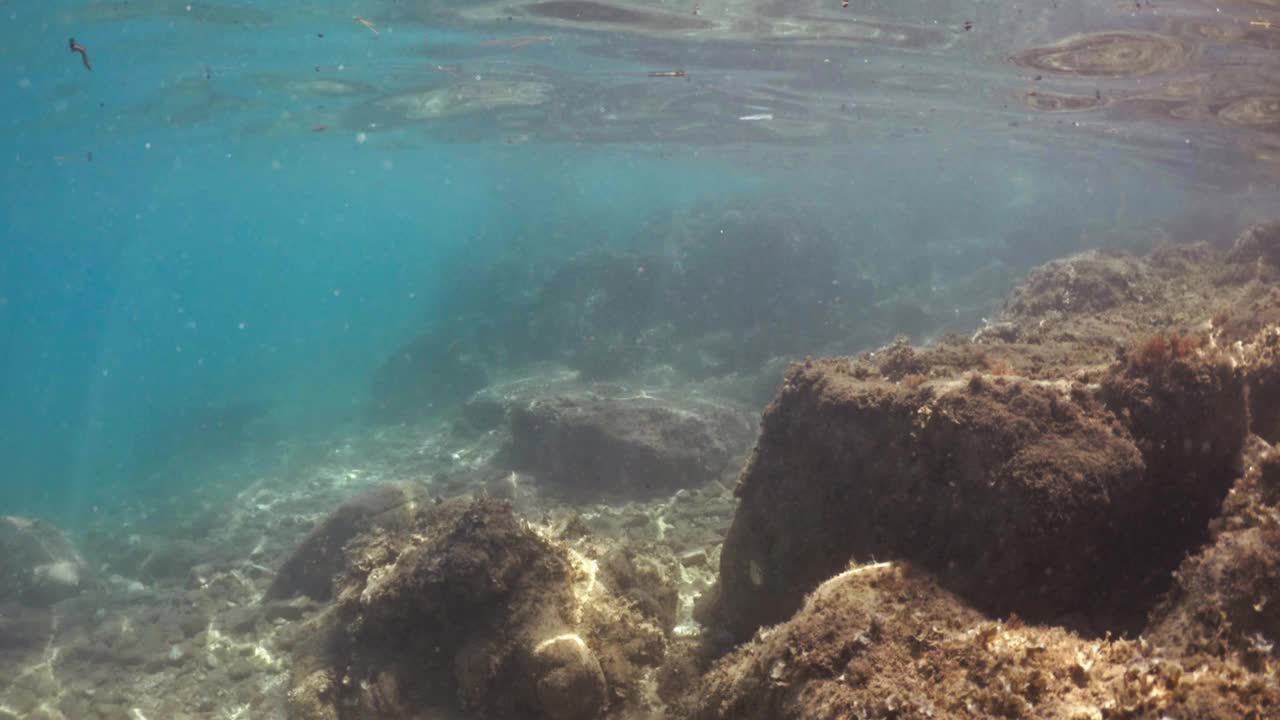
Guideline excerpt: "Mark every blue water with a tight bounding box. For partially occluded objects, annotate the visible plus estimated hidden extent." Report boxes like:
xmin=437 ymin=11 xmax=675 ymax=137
xmin=2 ymin=1 xmax=1275 ymax=523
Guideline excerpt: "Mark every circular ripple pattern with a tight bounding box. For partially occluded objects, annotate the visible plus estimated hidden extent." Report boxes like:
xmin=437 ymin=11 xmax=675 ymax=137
xmin=1015 ymin=32 xmax=1186 ymax=77
xmin=1023 ymin=91 xmax=1104 ymax=112
xmin=1218 ymin=96 xmax=1280 ymax=127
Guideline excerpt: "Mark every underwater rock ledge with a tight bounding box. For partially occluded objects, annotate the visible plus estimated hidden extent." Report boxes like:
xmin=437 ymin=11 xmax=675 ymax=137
xmin=715 ymin=350 xmax=1245 ymax=638
xmin=689 ymin=223 xmax=1280 ymax=719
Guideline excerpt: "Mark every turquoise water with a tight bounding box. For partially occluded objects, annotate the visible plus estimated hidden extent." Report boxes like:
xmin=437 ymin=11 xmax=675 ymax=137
xmin=2 ymin=1 xmax=1277 ymax=522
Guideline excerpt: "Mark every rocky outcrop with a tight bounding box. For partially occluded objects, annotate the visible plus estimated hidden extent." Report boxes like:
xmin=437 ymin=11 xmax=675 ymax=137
xmin=506 ymin=391 xmax=754 ymax=500
xmin=454 ymin=375 xmax=756 ymax=501
xmin=1148 ymin=435 xmax=1280 ymax=666
xmin=695 ymin=226 xmax=1280 ymax=718
xmin=714 ymin=350 xmax=1245 ymax=639
xmin=691 ymin=562 xmax=1280 ymax=720
xmin=711 ymin=226 xmax=1280 ymax=641
xmin=267 ymin=482 xmax=429 ymax=601
xmin=0 ymin=516 xmax=91 ymax=607
xmin=285 ymin=495 xmax=672 ymax=720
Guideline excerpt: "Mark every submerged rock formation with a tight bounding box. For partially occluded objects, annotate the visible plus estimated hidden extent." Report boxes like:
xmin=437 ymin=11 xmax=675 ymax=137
xmin=506 ymin=391 xmax=754 ymax=501
xmin=0 ymin=516 xmax=91 ymax=607
xmin=691 ymin=223 xmax=1280 ymax=719
xmin=282 ymin=492 xmax=672 ymax=720
xmin=712 ymin=226 xmax=1280 ymax=640
xmin=691 ymin=561 xmax=1280 ymax=720
xmin=455 ymin=375 xmax=756 ymax=501
xmin=715 ymin=350 xmax=1244 ymax=637
xmin=266 ymin=482 xmax=429 ymax=602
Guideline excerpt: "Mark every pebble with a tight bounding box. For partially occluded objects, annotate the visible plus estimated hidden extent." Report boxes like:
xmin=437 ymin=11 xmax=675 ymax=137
xmin=679 ymin=549 xmax=709 ymax=568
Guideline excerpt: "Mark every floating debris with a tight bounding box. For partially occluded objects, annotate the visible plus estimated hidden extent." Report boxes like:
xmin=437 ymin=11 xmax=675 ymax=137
xmin=738 ymin=113 xmax=773 ymax=121
xmin=647 ymin=69 xmax=687 ymax=78
xmin=68 ymin=37 xmax=91 ymax=70
xmin=353 ymin=15 xmax=379 ymax=35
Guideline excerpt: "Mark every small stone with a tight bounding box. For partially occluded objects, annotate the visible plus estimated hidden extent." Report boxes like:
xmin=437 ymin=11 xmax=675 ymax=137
xmin=679 ymin=549 xmax=709 ymax=569
xmin=531 ymin=634 xmax=607 ymax=720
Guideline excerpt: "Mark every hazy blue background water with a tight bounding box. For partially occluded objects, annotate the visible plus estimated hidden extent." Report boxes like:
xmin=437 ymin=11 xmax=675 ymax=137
xmin=2 ymin=0 xmax=1277 ymax=522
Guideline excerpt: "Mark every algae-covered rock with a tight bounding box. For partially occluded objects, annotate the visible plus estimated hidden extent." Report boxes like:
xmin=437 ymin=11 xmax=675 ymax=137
xmin=531 ymin=634 xmax=608 ymax=720
xmin=1002 ymin=249 xmax=1156 ymax=319
xmin=691 ymin=561 xmax=1280 ymax=720
xmin=693 ymin=229 xmax=1280 ymax=717
xmin=0 ymin=516 xmax=91 ymax=607
xmin=283 ymin=497 xmax=667 ymax=720
xmin=267 ymin=482 xmax=427 ymax=601
xmin=1148 ymin=436 xmax=1280 ymax=664
xmin=714 ymin=350 xmax=1245 ymax=639
xmin=1225 ymin=221 xmax=1280 ymax=267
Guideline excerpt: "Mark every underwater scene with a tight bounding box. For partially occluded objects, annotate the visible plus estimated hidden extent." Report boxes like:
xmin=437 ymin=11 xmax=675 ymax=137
xmin=4 ymin=0 xmax=1280 ymax=717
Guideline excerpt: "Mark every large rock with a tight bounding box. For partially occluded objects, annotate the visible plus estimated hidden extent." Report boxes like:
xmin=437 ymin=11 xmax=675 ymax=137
xmin=267 ymin=482 xmax=427 ymax=601
xmin=716 ymin=348 xmax=1244 ymax=632
xmin=506 ymin=391 xmax=754 ymax=500
xmin=706 ymin=232 xmax=1280 ymax=642
xmin=714 ymin=349 xmax=1246 ymax=639
xmin=0 ymin=516 xmax=91 ymax=607
xmin=285 ymin=497 xmax=671 ymax=720
xmin=691 ymin=561 xmax=1280 ymax=720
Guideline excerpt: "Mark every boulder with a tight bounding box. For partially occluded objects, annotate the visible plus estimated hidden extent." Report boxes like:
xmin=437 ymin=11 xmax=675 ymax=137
xmin=284 ymin=497 xmax=670 ymax=720
xmin=0 ymin=516 xmax=91 ymax=607
xmin=704 ymin=231 xmax=1280 ymax=643
xmin=267 ymin=482 xmax=428 ymax=601
xmin=691 ymin=561 xmax=1280 ymax=720
xmin=711 ymin=351 xmax=1239 ymax=635
xmin=506 ymin=391 xmax=754 ymax=500
xmin=715 ymin=351 xmax=1245 ymax=639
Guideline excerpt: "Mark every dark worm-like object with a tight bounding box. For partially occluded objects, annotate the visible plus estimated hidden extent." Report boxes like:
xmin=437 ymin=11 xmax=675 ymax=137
xmin=69 ymin=38 xmax=91 ymax=70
